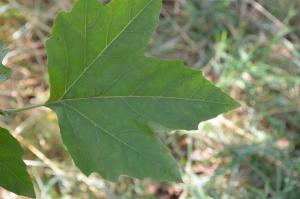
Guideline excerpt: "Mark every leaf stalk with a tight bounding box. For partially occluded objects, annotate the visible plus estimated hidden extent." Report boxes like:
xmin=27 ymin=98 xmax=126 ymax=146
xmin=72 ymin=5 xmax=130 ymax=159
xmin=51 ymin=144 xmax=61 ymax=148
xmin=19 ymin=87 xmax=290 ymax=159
xmin=0 ymin=103 xmax=45 ymax=116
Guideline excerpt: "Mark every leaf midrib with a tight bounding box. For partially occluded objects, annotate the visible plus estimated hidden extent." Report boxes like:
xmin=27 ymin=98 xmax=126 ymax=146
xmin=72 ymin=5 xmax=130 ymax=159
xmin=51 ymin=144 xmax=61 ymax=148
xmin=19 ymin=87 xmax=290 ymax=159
xmin=48 ymin=95 xmax=233 ymax=107
xmin=59 ymin=0 xmax=155 ymax=100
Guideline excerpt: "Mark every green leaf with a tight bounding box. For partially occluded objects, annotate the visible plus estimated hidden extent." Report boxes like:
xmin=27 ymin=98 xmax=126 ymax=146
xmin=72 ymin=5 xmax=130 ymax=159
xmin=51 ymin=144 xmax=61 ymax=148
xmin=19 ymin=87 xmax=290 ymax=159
xmin=0 ymin=44 xmax=12 ymax=83
xmin=46 ymin=0 xmax=239 ymax=182
xmin=0 ymin=127 xmax=35 ymax=198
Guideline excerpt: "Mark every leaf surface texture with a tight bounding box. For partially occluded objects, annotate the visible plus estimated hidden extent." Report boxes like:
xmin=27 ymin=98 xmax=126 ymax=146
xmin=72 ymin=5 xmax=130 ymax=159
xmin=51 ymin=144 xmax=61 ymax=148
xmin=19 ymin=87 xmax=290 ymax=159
xmin=46 ymin=0 xmax=239 ymax=181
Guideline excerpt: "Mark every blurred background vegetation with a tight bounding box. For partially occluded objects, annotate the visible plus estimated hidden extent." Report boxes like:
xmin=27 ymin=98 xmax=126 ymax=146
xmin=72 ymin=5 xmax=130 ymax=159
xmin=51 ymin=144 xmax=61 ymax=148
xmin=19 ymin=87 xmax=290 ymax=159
xmin=0 ymin=0 xmax=300 ymax=198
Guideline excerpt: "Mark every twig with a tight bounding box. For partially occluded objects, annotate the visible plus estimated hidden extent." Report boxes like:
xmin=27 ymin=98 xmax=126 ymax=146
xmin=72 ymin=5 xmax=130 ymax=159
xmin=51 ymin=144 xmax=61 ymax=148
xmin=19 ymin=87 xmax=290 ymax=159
xmin=161 ymin=8 xmax=198 ymax=52
xmin=245 ymin=0 xmax=300 ymax=42
xmin=14 ymin=134 xmax=106 ymax=199
xmin=246 ymin=0 xmax=283 ymax=28
xmin=218 ymin=115 xmax=255 ymax=141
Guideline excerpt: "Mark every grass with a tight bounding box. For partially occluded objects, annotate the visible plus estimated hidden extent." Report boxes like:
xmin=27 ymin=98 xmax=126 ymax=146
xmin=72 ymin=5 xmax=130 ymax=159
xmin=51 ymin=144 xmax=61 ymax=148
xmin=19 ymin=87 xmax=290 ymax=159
xmin=0 ymin=0 xmax=300 ymax=198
